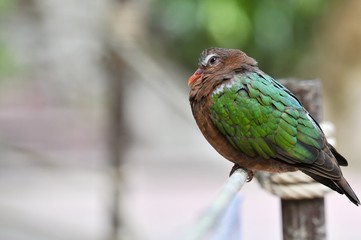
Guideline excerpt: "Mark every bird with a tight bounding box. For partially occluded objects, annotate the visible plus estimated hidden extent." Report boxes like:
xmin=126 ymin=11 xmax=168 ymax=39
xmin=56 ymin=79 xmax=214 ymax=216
xmin=188 ymin=47 xmax=360 ymax=206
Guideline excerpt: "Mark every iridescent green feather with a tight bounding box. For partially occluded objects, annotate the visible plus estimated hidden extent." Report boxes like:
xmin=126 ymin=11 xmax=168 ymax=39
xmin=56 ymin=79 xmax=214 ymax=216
xmin=209 ymin=72 xmax=323 ymax=164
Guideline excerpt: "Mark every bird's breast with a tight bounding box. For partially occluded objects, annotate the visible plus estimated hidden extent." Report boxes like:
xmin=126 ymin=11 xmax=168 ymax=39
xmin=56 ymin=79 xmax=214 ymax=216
xmin=190 ymin=76 xmax=296 ymax=173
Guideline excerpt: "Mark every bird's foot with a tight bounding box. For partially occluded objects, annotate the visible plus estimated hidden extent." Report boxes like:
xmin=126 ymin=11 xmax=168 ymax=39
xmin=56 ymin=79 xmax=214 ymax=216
xmin=229 ymin=164 xmax=254 ymax=182
xmin=246 ymin=170 xmax=254 ymax=182
xmin=229 ymin=164 xmax=240 ymax=177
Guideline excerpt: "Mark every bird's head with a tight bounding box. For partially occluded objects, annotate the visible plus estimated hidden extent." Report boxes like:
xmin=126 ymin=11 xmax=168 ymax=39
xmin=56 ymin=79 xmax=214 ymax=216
xmin=188 ymin=48 xmax=257 ymax=86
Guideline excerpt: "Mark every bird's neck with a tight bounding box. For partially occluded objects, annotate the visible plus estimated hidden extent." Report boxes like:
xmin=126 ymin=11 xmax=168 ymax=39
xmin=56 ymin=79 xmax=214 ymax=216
xmin=189 ymin=74 xmax=229 ymax=104
xmin=189 ymin=64 xmax=259 ymax=104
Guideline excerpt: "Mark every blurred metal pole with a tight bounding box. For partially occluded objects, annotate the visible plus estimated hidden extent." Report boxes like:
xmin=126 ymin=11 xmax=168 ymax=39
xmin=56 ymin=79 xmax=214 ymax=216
xmin=184 ymin=168 xmax=247 ymax=240
xmin=279 ymin=80 xmax=326 ymax=240
xmin=104 ymin=49 xmax=127 ymax=240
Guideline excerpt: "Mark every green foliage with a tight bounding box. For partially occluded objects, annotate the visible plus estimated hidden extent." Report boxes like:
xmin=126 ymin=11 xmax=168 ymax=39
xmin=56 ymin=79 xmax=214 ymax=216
xmin=0 ymin=0 xmax=14 ymax=13
xmin=149 ymin=0 xmax=332 ymax=77
xmin=0 ymin=0 xmax=16 ymax=78
xmin=0 ymin=41 xmax=15 ymax=77
xmin=200 ymin=0 xmax=251 ymax=47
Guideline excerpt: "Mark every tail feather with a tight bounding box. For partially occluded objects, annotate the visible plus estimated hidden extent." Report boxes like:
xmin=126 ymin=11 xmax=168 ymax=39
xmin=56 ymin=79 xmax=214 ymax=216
xmin=304 ymin=172 xmax=343 ymax=194
xmin=336 ymin=177 xmax=360 ymax=206
xmin=303 ymin=171 xmax=360 ymax=206
xmin=329 ymin=144 xmax=348 ymax=166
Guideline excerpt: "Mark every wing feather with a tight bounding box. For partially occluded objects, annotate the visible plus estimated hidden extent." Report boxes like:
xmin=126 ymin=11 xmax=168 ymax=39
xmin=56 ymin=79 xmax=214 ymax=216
xmin=209 ymin=71 xmax=340 ymax=179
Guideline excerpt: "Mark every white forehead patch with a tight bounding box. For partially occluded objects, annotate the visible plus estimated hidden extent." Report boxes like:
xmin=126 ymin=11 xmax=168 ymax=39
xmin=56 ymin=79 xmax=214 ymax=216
xmin=202 ymin=53 xmax=218 ymax=66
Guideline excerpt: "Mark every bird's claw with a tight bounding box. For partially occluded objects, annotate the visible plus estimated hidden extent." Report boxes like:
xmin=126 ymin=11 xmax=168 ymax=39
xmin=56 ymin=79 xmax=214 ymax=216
xmin=229 ymin=164 xmax=254 ymax=182
xmin=229 ymin=164 xmax=240 ymax=176
xmin=246 ymin=170 xmax=254 ymax=182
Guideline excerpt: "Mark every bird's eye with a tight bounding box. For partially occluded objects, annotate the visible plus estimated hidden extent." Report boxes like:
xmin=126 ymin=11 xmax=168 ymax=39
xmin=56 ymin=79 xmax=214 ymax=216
xmin=208 ymin=56 xmax=218 ymax=66
xmin=202 ymin=54 xmax=220 ymax=67
xmin=205 ymin=54 xmax=219 ymax=66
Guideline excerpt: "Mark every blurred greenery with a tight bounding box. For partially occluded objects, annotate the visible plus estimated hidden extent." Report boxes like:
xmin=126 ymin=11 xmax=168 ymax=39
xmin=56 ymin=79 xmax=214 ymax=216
xmin=0 ymin=0 xmax=13 ymax=12
xmin=0 ymin=41 xmax=15 ymax=77
xmin=149 ymin=0 xmax=333 ymax=77
xmin=0 ymin=0 xmax=16 ymax=78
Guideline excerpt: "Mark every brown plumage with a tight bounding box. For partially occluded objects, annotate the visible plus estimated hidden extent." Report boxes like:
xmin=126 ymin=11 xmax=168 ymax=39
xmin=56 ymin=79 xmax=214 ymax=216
xmin=188 ymin=47 xmax=360 ymax=205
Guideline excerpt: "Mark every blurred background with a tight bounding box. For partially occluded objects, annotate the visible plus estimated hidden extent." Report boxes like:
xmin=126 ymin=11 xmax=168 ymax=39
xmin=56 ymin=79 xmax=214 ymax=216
xmin=0 ymin=0 xmax=360 ymax=239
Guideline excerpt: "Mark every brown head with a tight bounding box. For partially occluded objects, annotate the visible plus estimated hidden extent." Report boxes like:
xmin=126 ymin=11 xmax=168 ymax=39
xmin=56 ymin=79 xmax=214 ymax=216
xmin=187 ymin=48 xmax=258 ymax=86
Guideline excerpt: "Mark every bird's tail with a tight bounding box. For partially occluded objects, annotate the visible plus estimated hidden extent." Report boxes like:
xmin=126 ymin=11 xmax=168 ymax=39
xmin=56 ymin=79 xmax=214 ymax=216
xmin=302 ymin=171 xmax=360 ymax=206
xmin=336 ymin=176 xmax=360 ymax=206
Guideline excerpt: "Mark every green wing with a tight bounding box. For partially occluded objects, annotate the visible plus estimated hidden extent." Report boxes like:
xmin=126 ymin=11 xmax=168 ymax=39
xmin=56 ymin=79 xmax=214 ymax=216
xmin=209 ymin=71 xmax=323 ymax=165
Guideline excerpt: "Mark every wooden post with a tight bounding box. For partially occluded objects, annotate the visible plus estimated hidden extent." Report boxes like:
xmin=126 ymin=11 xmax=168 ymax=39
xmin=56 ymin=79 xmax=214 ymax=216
xmin=278 ymin=80 xmax=325 ymax=240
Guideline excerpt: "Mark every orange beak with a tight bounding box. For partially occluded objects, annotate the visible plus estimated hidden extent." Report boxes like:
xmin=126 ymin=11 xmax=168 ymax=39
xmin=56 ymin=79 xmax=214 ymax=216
xmin=187 ymin=68 xmax=203 ymax=86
